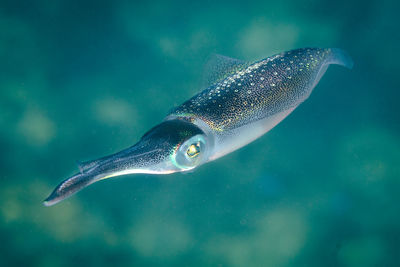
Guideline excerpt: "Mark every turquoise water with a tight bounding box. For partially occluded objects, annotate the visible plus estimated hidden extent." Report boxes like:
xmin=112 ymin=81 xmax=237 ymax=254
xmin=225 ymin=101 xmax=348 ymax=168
xmin=1 ymin=0 xmax=399 ymax=266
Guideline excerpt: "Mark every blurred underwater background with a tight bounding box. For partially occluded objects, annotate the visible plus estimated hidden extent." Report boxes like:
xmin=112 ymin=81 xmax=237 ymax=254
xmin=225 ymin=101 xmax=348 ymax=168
xmin=0 ymin=0 xmax=399 ymax=266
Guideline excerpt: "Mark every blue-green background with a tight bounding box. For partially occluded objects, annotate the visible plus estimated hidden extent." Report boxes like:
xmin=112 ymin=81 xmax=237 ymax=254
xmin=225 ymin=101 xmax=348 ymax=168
xmin=1 ymin=0 xmax=399 ymax=266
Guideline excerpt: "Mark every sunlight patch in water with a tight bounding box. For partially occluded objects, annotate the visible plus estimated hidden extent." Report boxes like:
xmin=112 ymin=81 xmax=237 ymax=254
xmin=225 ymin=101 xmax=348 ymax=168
xmin=17 ymin=108 xmax=56 ymax=147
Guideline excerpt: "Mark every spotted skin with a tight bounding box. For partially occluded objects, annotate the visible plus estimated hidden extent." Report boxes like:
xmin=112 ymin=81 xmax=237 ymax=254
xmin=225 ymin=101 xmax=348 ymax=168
xmin=169 ymin=48 xmax=352 ymax=131
xmin=44 ymin=47 xmax=352 ymax=206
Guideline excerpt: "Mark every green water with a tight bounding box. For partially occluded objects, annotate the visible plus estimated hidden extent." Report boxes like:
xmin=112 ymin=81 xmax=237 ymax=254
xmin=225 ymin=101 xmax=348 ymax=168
xmin=1 ymin=0 xmax=399 ymax=266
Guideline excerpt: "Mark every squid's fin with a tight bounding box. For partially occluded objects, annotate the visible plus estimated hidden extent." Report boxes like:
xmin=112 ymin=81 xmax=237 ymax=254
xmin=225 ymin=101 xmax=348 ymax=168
xmin=201 ymin=54 xmax=249 ymax=88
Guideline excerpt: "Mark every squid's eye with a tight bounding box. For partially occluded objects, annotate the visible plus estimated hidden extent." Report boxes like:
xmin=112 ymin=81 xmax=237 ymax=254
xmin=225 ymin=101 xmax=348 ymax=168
xmin=187 ymin=143 xmax=201 ymax=158
xmin=172 ymin=134 xmax=207 ymax=170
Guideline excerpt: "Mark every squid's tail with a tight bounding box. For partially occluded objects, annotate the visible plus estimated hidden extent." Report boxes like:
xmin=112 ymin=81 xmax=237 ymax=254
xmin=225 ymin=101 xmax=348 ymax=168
xmin=328 ymin=48 xmax=354 ymax=69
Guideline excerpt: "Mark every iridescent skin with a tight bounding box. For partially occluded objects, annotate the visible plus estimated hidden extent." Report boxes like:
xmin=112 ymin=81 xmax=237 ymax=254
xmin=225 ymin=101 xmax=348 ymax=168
xmin=168 ymin=48 xmax=353 ymax=160
xmin=44 ymin=48 xmax=353 ymax=206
